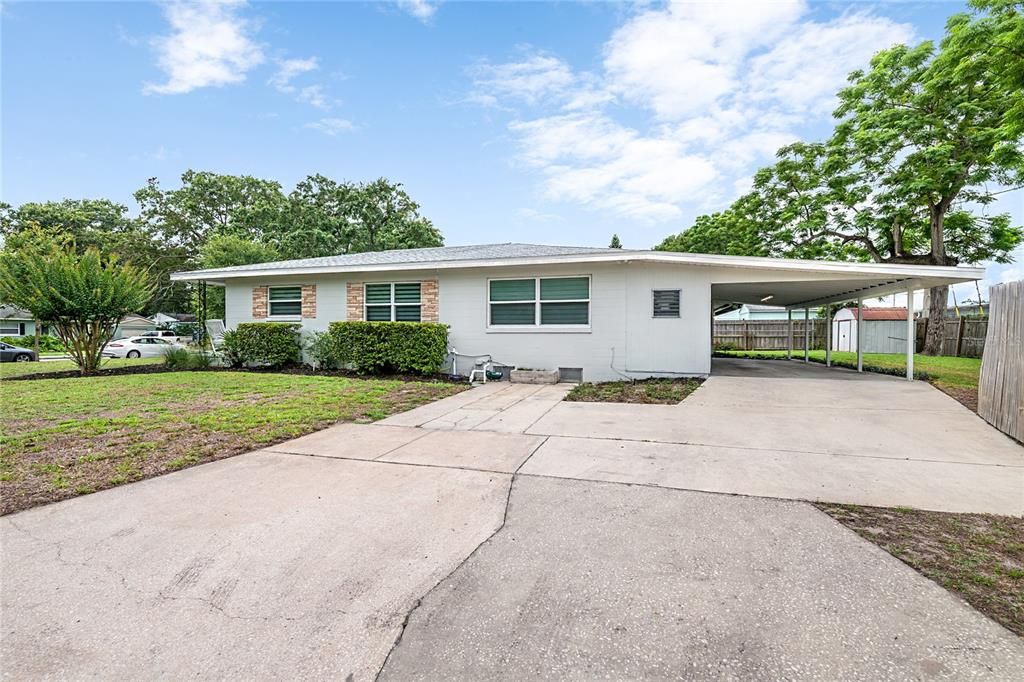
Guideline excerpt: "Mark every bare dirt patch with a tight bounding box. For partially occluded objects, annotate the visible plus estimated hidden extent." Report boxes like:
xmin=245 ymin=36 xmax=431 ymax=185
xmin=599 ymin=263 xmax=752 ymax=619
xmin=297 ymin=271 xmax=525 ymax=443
xmin=816 ymin=503 xmax=1024 ymax=637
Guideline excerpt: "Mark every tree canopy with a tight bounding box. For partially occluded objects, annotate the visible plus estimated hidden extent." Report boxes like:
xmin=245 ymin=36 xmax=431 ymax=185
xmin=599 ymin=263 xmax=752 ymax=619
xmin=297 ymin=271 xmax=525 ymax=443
xmin=657 ymin=0 xmax=1024 ymax=354
xmin=0 ymin=245 xmax=153 ymax=374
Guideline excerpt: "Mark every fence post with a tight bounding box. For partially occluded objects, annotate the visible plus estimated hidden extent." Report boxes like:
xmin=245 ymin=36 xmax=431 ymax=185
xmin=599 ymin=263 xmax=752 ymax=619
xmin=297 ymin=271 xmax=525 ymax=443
xmin=955 ymin=316 xmax=966 ymax=357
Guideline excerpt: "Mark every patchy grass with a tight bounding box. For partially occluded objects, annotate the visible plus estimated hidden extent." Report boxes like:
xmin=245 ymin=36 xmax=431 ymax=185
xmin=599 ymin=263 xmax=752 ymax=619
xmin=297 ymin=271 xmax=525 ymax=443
xmin=816 ymin=503 xmax=1024 ymax=637
xmin=0 ymin=357 xmax=162 ymax=379
xmin=565 ymin=378 xmax=703 ymax=404
xmin=0 ymin=371 xmax=465 ymax=515
xmin=718 ymin=350 xmax=981 ymax=410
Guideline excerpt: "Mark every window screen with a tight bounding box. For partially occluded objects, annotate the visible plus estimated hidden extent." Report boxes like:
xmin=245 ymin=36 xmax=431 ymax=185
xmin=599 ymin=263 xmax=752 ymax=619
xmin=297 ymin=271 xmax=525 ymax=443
xmin=269 ymin=286 xmax=302 ymax=316
xmin=364 ymin=283 xmax=422 ymax=322
xmin=489 ymin=277 xmax=589 ymax=326
xmin=652 ymin=289 xmax=680 ymax=318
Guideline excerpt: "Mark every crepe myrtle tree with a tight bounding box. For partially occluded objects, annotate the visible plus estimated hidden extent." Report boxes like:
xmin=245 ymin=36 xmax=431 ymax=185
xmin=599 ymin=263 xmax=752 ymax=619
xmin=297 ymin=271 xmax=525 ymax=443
xmin=0 ymin=245 xmax=153 ymax=374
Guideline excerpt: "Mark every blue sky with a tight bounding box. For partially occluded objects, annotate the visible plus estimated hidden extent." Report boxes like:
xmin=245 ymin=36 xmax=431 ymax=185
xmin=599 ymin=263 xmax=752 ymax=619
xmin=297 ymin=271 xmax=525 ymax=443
xmin=2 ymin=0 xmax=1021 ymax=301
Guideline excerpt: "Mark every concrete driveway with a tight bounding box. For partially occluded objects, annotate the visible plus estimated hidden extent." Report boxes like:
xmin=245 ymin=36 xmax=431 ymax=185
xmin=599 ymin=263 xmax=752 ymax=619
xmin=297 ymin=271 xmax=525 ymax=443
xmin=3 ymin=360 xmax=1023 ymax=678
xmin=383 ymin=358 xmax=1024 ymax=515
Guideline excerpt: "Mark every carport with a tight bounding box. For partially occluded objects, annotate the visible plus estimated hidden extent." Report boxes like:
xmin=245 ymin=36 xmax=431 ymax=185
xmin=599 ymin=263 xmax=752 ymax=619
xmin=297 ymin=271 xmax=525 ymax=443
xmin=710 ymin=260 xmax=984 ymax=379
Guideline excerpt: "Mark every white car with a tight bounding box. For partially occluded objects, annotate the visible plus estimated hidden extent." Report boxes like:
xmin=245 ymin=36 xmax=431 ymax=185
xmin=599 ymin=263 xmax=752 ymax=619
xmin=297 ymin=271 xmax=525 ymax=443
xmin=102 ymin=336 xmax=184 ymax=359
xmin=139 ymin=329 xmax=187 ymax=343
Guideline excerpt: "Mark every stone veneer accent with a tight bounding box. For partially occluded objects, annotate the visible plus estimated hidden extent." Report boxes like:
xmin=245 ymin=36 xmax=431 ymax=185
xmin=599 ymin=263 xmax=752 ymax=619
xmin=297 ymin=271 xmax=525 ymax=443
xmin=420 ymin=280 xmax=439 ymax=322
xmin=346 ymin=282 xmax=364 ymax=321
xmin=251 ymin=286 xmax=268 ymax=319
xmin=301 ymin=284 xmax=316 ymax=319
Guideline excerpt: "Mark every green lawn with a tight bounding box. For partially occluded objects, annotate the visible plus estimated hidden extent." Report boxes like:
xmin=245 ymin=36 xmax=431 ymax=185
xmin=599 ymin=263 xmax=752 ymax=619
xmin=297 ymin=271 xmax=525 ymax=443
xmin=718 ymin=350 xmax=981 ymax=389
xmin=0 ymin=357 xmax=162 ymax=378
xmin=0 ymin=371 xmax=465 ymax=514
xmin=566 ymin=378 xmax=703 ymax=404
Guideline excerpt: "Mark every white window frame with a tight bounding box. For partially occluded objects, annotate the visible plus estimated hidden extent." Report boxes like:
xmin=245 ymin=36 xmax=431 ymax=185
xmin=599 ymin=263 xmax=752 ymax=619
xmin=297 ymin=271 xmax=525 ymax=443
xmin=363 ymin=282 xmax=423 ymax=322
xmin=486 ymin=275 xmax=591 ymax=332
xmin=267 ymin=285 xmax=303 ymax=320
xmin=0 ymin=322 xmax=25 ymax=336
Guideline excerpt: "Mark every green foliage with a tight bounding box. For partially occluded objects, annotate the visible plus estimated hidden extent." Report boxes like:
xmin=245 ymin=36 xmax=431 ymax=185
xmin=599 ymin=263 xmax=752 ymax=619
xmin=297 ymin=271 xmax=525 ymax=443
xmin=328 ymin=321 xmax=449 ymax=375
xmin=304 ymin=331 xmax=339 ymax=370
xmin=609 ymin=234 xmax=623 ymax=249
xmin=0 ymin=199 xmax=189 ymax=314
xmin=199 ymin=235 xmax=281 ymax=319
xmin=279 ymin=175 xmax=443 ymax=259
xmin=221 ymin=322 xmax=302 ymax=369
xmin=0 ymin=335 xmax=65 ymax=352
xmin=0 ymin=245 xmax=153 ymax=374
xmin=161 ymin=346 xmax=214 ymax=370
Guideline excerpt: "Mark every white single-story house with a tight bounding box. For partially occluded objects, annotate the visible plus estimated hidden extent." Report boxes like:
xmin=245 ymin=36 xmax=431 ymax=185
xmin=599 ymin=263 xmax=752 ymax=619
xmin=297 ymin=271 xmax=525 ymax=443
xmin=832 ymin=307 xmax=913 ymax=354
xmin=715 ymin=303 xmax=820 ymax=320
xmin=171 ymin=243 xmax=983 ymax=382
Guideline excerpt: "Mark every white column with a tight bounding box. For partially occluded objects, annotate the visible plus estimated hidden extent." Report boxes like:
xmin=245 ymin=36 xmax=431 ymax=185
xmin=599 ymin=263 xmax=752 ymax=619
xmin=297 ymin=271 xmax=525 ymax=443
xmin=906 ymin=286 xmax=915 ymax=381
xmin=825 ymin=304 xmax=832 ymax=367
xmin=803 ymin=308 xmax=810 ymax=363
xmin=787 ymin=309 xmax=793 ymax=360
xmin=856 ymin=297 xmax=864 ymax=372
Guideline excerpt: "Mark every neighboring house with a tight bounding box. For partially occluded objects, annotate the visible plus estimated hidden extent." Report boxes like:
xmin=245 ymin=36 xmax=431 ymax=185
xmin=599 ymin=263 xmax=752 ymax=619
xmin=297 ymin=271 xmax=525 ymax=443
xmin=151 ymin=312 xmax=197 ymax=325
xmin=171 ymin=243 xmax=981 ymax=382
xmin=832 ymin=307 xmax=913 ymax=354
xmin=113 ymin=314 xmax=158 ymax=340
xmin=715 ymin=304 xmax=820 ymax=320
xmin=0 ymin=305 xmax=47 ymax=337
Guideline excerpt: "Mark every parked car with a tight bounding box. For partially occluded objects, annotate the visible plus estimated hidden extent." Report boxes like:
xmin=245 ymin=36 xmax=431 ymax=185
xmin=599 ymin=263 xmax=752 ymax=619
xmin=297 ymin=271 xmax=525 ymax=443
xmin=102 ymin=336 xmax=184 ymax=359
xmin=139 ymin=329 xmax=186 ymax=343
xmin=0 ymin=342 xmax=37 ymax=362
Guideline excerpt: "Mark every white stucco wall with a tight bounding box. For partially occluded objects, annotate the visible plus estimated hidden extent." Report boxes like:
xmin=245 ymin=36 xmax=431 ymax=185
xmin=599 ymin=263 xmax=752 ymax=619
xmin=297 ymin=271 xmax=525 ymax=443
xmin=223 ymin=261 xmax=715 ymax=381
xmin=221 ymin=260 xmax=885 ymax=381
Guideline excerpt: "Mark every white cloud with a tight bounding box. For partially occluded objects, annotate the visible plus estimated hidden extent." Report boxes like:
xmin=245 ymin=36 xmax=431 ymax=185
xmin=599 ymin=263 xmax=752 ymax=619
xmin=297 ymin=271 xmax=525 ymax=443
xmin=269 ymin=57 xmax=318 ymax=92
xmin=144 ymin=0 xmax=264 ymax=95
xmin=468 ymin=0 xmax=915 ymax=222
xmin=398 ymin=0 xmax=437 ymax=23
xmin=305 ymin=118 xmax=356 ymax=135
xmin=470 ymin=53 xmax=576 ymax=106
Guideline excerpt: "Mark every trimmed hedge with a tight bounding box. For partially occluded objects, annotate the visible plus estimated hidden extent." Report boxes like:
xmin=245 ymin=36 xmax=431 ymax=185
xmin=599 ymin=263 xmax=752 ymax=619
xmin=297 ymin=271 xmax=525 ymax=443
xmin=1 ymin=335 xmax=65 ymax=352
xmin=328 ymin=321 xmax=448 ymax=375
xmin=221 ymin=322 xmax=302 ymax=368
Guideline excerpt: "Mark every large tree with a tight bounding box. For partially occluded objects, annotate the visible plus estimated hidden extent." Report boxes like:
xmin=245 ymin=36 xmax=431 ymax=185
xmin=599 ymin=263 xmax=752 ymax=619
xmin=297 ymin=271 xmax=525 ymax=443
xmin=134 ymin=170 xmax=287 ymax=255
xmin=0 ymin=245 xmax=152 ymax=374
xmin=0 ymin=199 xmax=189 ymax=314
xmin=658 ymin=0 xmax=1024 ymax=355
xmin=279 ymin=175 xmax=443 ymax=259
xmin=199 ymin=235 xmax=281 ymax=319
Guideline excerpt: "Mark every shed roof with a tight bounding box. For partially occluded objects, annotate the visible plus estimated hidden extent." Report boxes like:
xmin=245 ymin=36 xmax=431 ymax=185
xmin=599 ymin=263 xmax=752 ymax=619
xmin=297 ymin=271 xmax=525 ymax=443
xmin=847 ymin=307 xmax=909 ymax=320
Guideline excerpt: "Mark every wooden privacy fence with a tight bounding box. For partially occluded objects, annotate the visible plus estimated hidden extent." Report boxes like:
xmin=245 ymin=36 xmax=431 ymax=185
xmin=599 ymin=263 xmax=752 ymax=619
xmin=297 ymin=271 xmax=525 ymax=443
xmin=978 ymin=281 xmax=1024 ymax=443
xmin=713 ymin=320 xmax=827 ymax=351
xmin=716 ymin=317 xmax=989 ymax=356
xmin=923 ymin=317 xmax=988 ymax=358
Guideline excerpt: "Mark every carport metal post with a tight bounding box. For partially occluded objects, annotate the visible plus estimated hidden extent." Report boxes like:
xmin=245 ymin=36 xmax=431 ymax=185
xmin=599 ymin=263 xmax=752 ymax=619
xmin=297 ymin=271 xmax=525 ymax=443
xmin=786 ymin=309 xmax=793 ymax=360
xmin=825 ymin=304 xmax=832 ymax=367
xmin=856 ymin=297 xmax=864 ymax=372
xmin=803 ymin=308 xmax=810 ymax=363
xmin=906 ymin=286 xmax=915 ymax=381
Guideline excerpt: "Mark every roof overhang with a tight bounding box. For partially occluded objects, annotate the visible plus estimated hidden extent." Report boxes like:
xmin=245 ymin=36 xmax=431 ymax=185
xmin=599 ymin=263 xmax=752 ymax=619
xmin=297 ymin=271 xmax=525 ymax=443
xmin=170 ymin=250 xmax=984 ymax=298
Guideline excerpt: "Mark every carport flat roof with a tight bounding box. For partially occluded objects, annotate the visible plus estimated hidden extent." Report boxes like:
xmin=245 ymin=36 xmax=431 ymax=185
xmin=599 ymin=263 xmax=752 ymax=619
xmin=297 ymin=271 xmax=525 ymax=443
xmin=711 ymin=275 xmax=951 ymax=310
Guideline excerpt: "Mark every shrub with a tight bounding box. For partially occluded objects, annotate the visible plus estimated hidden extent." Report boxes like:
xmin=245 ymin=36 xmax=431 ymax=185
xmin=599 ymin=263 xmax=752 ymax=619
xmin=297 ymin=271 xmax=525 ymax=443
xmin=0 ymin=335 xmax=66 ymax=352
xmin=305 ymin=331 xmax=339 ymax=370
xmin=221 ymin=322 xmax=302 ymax=369
xmin=328 ymin=321 xmax=448 ymax=375
xmin=161 ymin=346 xmax=215 ymax=370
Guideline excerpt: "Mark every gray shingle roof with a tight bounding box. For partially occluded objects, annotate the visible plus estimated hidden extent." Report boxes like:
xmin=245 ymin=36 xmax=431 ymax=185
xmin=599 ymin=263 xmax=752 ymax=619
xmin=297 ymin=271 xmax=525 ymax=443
xmin=0 ymin=305 xmax=32 ymax=320
xmin=186 ymin=243 xmax=638 ymax=275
